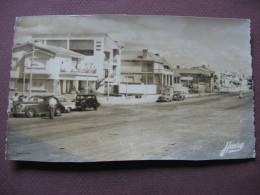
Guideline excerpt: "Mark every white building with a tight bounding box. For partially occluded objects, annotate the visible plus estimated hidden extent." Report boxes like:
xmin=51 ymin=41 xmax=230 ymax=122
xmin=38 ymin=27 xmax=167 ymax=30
xmin=10 ymin=34 xmax=123 ymax=95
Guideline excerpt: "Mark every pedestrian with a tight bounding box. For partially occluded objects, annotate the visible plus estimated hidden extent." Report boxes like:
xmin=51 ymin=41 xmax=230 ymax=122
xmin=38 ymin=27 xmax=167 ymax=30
xmin=23 ymin=95 xmax=28 ymax=102
xmin=239 ymin=91 xmax=243 ymax=98
xmin=12 ymin=93 xmax=19 ymax=106
xmin=48 ymin=96 xmax=57 ymax=119
xmin=18 ymin=95 xmax=24 ymax=103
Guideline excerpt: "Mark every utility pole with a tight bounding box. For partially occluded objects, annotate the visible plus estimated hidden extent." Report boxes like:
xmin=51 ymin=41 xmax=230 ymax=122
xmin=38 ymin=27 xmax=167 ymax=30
xmin=161 ymin=75 xmax=163 ymax=94
xmin=29 ymin=46 xmax=35 ymax=97
xmin=22 ymin=65 xmax=25 ymax=95
xmin=126 ymin=74 xmax=128 ymax=98
xmin=86 ymin=75 xmax=89 ymax=94
xmin=145 ymin=74 xmax=148 ymax=95
xmin=107 ymin=69 xmax=110 ymax=101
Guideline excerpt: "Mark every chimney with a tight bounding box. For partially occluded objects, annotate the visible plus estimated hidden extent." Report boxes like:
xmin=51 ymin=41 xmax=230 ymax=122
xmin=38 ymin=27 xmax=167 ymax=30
xmin=143 ymin=49 xmax=148 ymax=59
xmin=177 ymin=65 xmax=180 ymax=69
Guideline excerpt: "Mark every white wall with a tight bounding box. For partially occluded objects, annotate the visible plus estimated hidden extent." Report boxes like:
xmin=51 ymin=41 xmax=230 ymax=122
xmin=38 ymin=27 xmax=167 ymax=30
xmin=119 ymin=84 xmax=157 ymax=94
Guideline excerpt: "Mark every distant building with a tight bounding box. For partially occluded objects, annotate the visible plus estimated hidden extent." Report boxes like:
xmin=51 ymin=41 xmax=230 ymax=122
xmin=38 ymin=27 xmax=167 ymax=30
xmin=173 ymin=65 xmax=215 ymax=93
xmin=120 ymin=49 xmax=174 ymax=95
xmin=191 ymin=65 xmax=216 ymax=93
xmin=218 ymin=71 xmax=249 ymax=92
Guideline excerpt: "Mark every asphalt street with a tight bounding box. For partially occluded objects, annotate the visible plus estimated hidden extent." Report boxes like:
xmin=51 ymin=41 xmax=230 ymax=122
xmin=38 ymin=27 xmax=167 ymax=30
xmin=6 ymin=92 xmax=255 ymax=162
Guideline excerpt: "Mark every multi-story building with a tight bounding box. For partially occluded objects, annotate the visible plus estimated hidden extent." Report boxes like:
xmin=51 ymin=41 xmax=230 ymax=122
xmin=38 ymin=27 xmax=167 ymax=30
xmin=10 ymin=42 xmax=88 ymax=95
xmin=120 ymin=49 xmax=174 ymax=95
xmin=31 ymin=33 xmax=122 ymax=95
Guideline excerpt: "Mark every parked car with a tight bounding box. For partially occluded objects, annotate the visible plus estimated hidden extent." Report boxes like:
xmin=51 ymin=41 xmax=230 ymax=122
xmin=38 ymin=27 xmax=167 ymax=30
xmin=11 ymin=95 xmax=65 ymax=118
xmin=173 ymin=91 xmax=185 ymax=101
xmin=75 ymin=94 xmax=100 ymax=111
xmin=156 ymin=94 xmax=172 ymax=102
xmin=55 ymin=96 xmax=76 ymax=113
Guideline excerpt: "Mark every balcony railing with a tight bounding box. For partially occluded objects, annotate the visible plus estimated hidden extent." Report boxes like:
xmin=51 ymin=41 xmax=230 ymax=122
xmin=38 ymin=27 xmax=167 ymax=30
xmin=154 ymin=69 xmax=173 ymax=75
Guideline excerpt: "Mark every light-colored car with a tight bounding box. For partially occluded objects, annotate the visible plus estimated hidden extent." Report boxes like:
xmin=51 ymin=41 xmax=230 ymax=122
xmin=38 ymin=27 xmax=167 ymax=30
xmin=55 ymin=96 xmax=76 ymax=113
xmin=173 ymin=91 xmax=185 ymax=101
xmin=156 ymin=94 xmax=172 ymax=102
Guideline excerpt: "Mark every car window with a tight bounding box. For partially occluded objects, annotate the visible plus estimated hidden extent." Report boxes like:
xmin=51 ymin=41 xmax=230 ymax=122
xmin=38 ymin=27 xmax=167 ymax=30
xmin=58 ymin=97 xmax=66 ymax=102
xmin=38 ymin=98 xmax=45 ymax=103
xmin=29 ymin=97 xmax=38 ymax=102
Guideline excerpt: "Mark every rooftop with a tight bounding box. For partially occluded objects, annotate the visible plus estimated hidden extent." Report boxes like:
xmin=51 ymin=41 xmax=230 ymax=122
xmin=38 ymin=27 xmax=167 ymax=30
xmin=14 ymin=42 xmax=86 ymax=59
xmin=122 ymin=50 xmax=170 ymax=66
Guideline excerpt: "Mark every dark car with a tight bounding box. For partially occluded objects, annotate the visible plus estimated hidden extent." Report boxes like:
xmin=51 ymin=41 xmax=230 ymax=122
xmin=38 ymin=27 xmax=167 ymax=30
xmin=11 ymin=95 xmax=65 ymax=118
xmin=173 ymin=91 xmax=185 ymax=101
xmin=156 ymin=94 xmax=172 ymax=102
xmin=75 ymin=94 xmax=100 ymax=111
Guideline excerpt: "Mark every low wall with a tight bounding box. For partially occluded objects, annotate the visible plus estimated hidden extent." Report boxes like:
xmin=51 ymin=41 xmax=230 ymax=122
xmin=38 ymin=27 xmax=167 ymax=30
xmin=119 ymin=84 xmax=157 ymax=95
xmin=219 ymin=86 xmax=251 ymax=93
xmin=98 ymin=94 xmax=161 ymax=105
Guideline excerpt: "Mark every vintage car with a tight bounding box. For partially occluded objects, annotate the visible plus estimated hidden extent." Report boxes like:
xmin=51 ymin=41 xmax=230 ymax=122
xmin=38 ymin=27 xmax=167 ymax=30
xmin=11 ymin=95 xmax=65 ymax=118
xmin=156 ymin=94 xmax=172 ymax=102
xmin=172 ymin=91 xmax=185 ymax=101
xmin=55 ymin=96 xmax=76 ymax=113
xmin=75 ymin=94 xmax=100 ymax=111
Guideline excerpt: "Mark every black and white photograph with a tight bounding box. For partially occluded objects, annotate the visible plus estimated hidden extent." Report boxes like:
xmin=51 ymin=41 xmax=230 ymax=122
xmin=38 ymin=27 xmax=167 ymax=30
xmin=6 ymin=15 xmax=255 ymax=162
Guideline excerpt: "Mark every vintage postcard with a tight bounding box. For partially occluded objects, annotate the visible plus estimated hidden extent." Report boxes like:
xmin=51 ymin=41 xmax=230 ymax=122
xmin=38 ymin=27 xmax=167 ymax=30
xmin=6 ymin=15 xmax=255 ymax=162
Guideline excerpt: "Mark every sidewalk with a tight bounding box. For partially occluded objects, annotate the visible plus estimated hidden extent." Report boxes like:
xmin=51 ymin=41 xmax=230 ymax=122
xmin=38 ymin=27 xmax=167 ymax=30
xmin=98 ymin=93 xmax=217 ymax=105
xmin=97 ymin=94 xmax=161 ymax=105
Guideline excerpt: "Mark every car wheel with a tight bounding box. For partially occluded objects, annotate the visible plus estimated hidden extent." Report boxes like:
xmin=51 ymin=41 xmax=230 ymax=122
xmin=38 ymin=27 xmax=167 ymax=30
xmin=26 ymin=109 xmax=35 ymax=118
xmin=55 ymin=108 xmax=61 ymax=116
xmin=66 ymin=107 xmax=71 ymax=113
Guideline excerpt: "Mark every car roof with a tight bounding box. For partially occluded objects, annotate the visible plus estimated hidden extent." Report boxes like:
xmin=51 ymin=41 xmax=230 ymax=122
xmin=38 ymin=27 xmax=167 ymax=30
xmin=30 ymin=95 xmax=59 ymax=99
xmin=76 ymin=94 xmax=96 ymax=96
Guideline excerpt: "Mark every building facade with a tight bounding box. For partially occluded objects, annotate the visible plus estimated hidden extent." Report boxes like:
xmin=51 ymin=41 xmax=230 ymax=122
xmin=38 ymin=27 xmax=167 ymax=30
xmin=32 ymin=33 xmax=122 ymax=95
xmin=120 ymin=49 xmax=174 ymax=95
xmin=173 ymin=65 xmax=215 ymax=94
xmin=218 ymin=71 xmax=249 ymax=92
xmin=10 ymin=42 xmax=88 ymax=95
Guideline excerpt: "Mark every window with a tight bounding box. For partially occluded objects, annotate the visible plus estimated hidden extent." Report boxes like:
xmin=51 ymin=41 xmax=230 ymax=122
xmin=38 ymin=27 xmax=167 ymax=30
xmin=96 ymin=41 xmax=102 ymax=51
xmin=125 ymin=76 xmax=134 ymax=83
xmin=46 ymin=40 xmax=67 ymax=49
xmin=25 ymin=58 xmax=47 ymax=69
xmin=104 ymin=51 xmax=110 ymax=61
xmin=34 ymin=40 xmax=44 ymax=44
xmin=11 ymin=58 xmax=18 ymax=71
xmin=72 ymin=58 xmax=78 ymax=69
xmin=9 ymin=81 xmax=16 ymax=90
xmin=27 ymin=80 xmax=46 ymax=91
xmin=70 ymin=40 xmax=94 ymax=56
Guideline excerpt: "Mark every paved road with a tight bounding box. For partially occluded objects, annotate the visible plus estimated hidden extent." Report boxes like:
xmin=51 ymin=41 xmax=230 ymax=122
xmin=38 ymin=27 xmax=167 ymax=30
xmin=6 ymin=92 xmax=255 ymax=162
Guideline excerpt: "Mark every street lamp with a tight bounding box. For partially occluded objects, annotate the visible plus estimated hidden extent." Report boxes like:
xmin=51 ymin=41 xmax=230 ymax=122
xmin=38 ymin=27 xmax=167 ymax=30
xmin=29 ymin=46 xmax=35 ymax=97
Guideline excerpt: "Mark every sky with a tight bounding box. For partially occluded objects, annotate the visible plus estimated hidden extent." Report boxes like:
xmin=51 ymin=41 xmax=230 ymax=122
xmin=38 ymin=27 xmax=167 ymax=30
xmin=13 ymin=15 xmax=252 ymax=76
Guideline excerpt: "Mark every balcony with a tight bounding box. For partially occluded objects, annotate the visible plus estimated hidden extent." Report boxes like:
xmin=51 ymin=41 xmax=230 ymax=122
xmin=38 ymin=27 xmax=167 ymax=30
xmin=24 ymin=67 xmax=50 ymax=75
xmin=154 ymin=69 xmax=173 ymax=75
xmin=10 ymin=70 xmax=19 ymax=78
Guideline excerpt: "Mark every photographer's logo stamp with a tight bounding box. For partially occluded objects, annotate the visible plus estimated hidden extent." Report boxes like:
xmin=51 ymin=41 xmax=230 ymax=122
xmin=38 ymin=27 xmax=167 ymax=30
xmin=220 ymin=141 xmax=244 ymax=157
